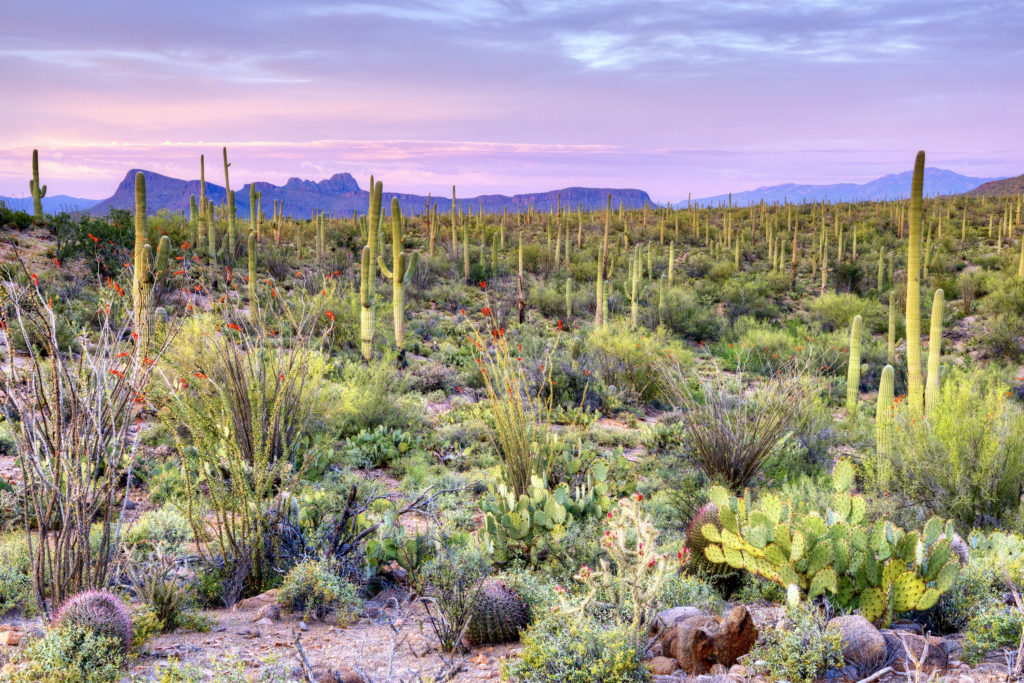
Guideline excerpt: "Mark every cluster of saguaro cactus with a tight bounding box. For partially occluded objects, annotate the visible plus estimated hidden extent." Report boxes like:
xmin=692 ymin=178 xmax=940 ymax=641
xmin=360 ymin=179 xmax=383 ymax=361
xmin=29 ymin=149 xmax=46 ymax=221
xmin=132 ymin=173 xmax=169 ymax=357
xmin=698 ymin=460 xmax=960 ymax=626
xmin=378 ymin=198 xmax=418 ymax=352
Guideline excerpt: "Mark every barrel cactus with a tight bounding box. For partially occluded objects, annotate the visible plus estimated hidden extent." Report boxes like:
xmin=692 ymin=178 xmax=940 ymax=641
xmin=465 ymin=578 xmax=531 ymax=646
xmin=685 ymin=503 xmax=730 ymax=576
xmin=54 ymin=590 xmax=133 ymax=651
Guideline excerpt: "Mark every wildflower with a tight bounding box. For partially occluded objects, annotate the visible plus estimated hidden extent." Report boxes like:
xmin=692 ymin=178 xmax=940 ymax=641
xmin=88 ymin=233 xmax=99 ymax=243
xmin=182 ymin=241 xmax=191 ymax=249
xmin=226 ymin=323 xmax=242 ymax=332
xmin=481 ymin=306 xmax=491 ymax=316
xmin=194 ymin=372 xmax=207 ymax=379
xmin=109 ymin=369 xmax=123 ymax=379
xmin=173 ymin=270 xmax=185 ymax=275
xmin=116 ymin=352 xmax=130 ymax=358
xmin=30 ymin=273 xmax=38 ymax=286
xmin=325 ymin=311 xmax=335 ymax=322
xmin=53 ymin=258 xmax=60 ymax=268
xmin=479 ymin=281 xmax=486 ymax=290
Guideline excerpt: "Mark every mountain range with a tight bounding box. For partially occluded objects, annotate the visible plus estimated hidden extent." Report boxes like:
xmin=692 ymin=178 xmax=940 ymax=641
xmin=688 ymin=168 xmax=1002 ymax=207
xmin=0 ymin=194 xmax=100 ymax=213
xmin=88 ymin=170 xmax=653 ymax=217
xmin=966 ymin=174 xmax=1024 ymax=197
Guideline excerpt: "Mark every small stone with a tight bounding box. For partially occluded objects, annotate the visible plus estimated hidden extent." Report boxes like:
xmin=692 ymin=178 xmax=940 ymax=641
xmin=0 ymin=631 xmax=20 ymax=647
xmin=648 ymin=655 xmax=679 ymax=675
xmin=729 ymin=664 xmax=746 ymax=676
xmin=255 ymin=617 xmax=273 ymax=626
xmin=298 ymin=621 xmax=309 ymax=631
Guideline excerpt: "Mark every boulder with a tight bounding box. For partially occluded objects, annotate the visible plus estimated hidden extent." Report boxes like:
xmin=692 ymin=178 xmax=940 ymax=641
xmin=234 ymin=589 xmax=278 ymax=611
xmin=827 ymin=615 xmax=886 ymax=671
xmin=881 ymin=630 xmax=948 ymax=674
xmin=254 ymin=603 xmax=281 ymax=622
xmin=664 ymin=605 xmax=758 ymax=674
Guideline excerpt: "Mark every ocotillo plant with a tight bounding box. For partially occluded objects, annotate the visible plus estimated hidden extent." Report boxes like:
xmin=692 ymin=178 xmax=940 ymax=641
xmin=906 ymin=151 xmax=925 ymax=416
xmin=29 ymin=149 xmax=46 ymax=221
xmin=925 ymin=288 xmax=944 ymax=414
xmin=360 ymin=180 xmax=383 ymax=361
xmin=517 ymin=232 xmax=525 ymax=324
xmin=378 ymin=198 xmax=419 ymax=353
xmin=846 ymin=314 xmax=862 ymax=414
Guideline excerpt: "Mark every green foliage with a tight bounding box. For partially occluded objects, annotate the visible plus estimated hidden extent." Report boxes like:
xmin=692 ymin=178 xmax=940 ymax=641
xmin=343 ymin=424 xmax=420 ymax=469
xmin=0 ymin=562 xmax=33 ymax=616
xmin=918 ymin=562 xmax=994 ymax=634
xmin=324 ymin=356 xmax=424 ymax=439
xmin=962 ymin=603 xmax=1024 ymax=665
xmin=585 ymin=321 xmax=691 ymax=405
xmin=418 ymin=545 xmax=491 ymax=652
xmin=277 ymin=559 xmax=359 ymax=621
xmin=748 ymin=604 xmax=843 ymax=683
xmin=699 ymin=460 xmax=961 ymax=626
xmin=7 ymin=625 xmax=128 ymax=683
xmin=881 ymin=367 xmax=1024 ymax=531
xmin=809 ymin=292 xmax=885 ymax=333
xmin=655 ymin=572 xmax=723 ymax=613
xmin=658 ymin=286 xmax=723 ymax=342
xmin=501 ymin=612 xmax=649 ymax=683
xmin=125 ymin=505 xmax=192 ymax=551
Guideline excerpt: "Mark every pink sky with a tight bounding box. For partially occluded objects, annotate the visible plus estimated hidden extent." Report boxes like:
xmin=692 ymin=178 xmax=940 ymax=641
xmin=1 ymin=0 xmax=1022 ymax=203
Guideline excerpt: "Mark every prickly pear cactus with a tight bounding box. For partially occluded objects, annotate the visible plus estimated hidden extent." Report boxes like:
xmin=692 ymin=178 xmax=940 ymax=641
xmin=465 ymin=578 xmax=531 ymax=646
xmin=699 ymin=459 xmax=960 ymax=626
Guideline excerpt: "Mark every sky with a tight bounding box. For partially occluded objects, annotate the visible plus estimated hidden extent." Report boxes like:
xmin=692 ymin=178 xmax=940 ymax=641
xmin=0 ymin=0 xmax=1021 ymax=203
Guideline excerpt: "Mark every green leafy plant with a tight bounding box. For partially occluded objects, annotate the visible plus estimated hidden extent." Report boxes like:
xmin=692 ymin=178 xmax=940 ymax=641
xmin=748 ymin=604 xmax=843 ymax=683
xmin=277 ymin=559 xmax=358 ymax=621
xmin=962 ymin=602 xmax=1024 ymax=665
xmin=6 ymin=625 xmax=129 ymax=683
xmin=698 ymin=460 xmax=960 ymax=626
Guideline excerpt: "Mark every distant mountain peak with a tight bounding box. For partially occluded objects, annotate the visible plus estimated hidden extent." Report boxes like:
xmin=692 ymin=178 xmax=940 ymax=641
xmin=688 ymin=167 xmax=1002 ymax=206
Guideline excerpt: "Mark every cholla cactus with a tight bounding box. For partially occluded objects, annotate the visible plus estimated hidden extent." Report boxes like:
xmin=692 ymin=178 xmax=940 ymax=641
xmin=54 ymin=590 xmax=133 ymax=651
xmin=559 ymin=494 xmax=674 ymax=637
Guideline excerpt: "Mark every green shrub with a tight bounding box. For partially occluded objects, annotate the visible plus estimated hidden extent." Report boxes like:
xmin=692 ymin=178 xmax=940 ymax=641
xmin=963 ymin=603 xmax=1024 ymax=665
xmin=749 ymin=604 xmax=843 ymax=683
xmin=7 ymin=625 xmax=128 ymax=683
xmin=809 ymin=292 xmax=885 ymax=333
xmin=0 ymin=563 xmax=33 ymax=616
xmin=917 ymin=563 xmax=994 ymax=634
xmin=657 ymin=287 xmax=723 ymax=342
xmin=125 ymin=505 xmax=192 ymax=551
xmin=501 ymin=612 xmax=648 ymax=683
xmin=585 ymin=321 xmax=691 ymax=405
xmin=418 ymin=545 xmax=491 ymax=652
xmin=655 ymin=573 xmax=723 ymax=613
xmin=324 ymin=356 xmax=425 ymax=438
xmin=277 ymin=560 xmax=360 ymax=621
xmin=880 ymin=367 xmax=1024 ymax=531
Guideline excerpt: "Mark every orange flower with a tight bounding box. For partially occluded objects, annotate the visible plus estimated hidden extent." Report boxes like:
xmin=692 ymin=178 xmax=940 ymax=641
xmin=226 ymin=323 xmax=242 ymax=332
xmin=194 ymin=372 xmax=207 ymax=379
xmin=325 ymin=311 xmax=335 ymax=321
xmin=88 ymin=233 xmax=99 ymax=243
xmin=109 ymin=369 xmax=123 ymax=378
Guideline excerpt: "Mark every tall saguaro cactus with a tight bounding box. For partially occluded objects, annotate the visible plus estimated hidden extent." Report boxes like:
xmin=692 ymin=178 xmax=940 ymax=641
xmin=223 ymin=147 xmax=236 ymax=259
xmin=595 ymin=194 xmax=611 ymax=328
xmin=29 ymin=149 xmax=46 ymax=221
xmin=360 ymin=179 xmax=383 ymax=361
xmin=378 ymin=198 xmax=419 ymax=353
xmin=875 ymin=364 xmax=895 ymax=466
xmin=846 ymin=314 xmax=863 ymax=414
xmin=925 ymin=288 xmax=944 ymax=414
xmin=132 ymin=173 xmax=169 ymax=357
xmin=906 ymin=151 xmax=925 ymax=416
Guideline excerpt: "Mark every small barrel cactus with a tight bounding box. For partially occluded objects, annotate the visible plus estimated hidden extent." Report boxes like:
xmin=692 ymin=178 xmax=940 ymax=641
xmin=686 ymin=503 xmax=730 ymax=575
xmin=465 ymin=578 xmax=531 ymax=646
xmin=54 ymin=589 xmax=133 ymax=651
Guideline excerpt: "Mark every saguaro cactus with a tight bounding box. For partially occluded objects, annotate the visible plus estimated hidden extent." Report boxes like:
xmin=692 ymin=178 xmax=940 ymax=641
xmin=132 ymin=173 xmax=169 ymax=357
xmin=247 ymin=232 xmax=257 ymax=311
xmin=925 ymin=288 xmax=944 ymax=414
xmin=565 ymin=277 xmax=573 ymax=318
xmin=906 ymin=151 xmax=925 ymax=416
xmin=360 ymin=180 xmax=383 ymax=361
xmin=630 ymin=244 xmax=640 ymax=328
xmin=29 ymin=149 xmax=46 ymax=221
xmin=223 ymin=147 xmax=236 ymax=259
xmin=378 ymin=198 xmax=419 ymax=352
xmin=846 ymin=314 xmax=863 ymax=414
xmin=876 ymin=364 xmax=895 ymax=465
xmin=595 ymin=194 xmax=611 ymax=328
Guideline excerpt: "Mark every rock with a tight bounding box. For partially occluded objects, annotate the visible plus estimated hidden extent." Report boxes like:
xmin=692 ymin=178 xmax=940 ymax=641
xmin=0 ymin=630 xmax=20 ymax=647
xmin=255 ymin=617 xmax=274 ymax=626
xmin=234 ymin=589 xmax=278 ymax=611
xmin=254 ymin=603 xmax=281 ymax=622
xmin=310 ymin=664 xmax=362 ymax=683
xmin=890 ymin=619 xmax=923 ymax=635
xmin=827 ymin=615 xmax=886 ymax=671
xmin=298 ymin=620 xmax=309 ymax=631
xmin=666 ymin=606 xmax=758 ymax=674
xmin=656 ymin=606 xmax=706 ymax=631
xmin=729 ymin=664 xmax=747 ymax=676
xmin=881 ymin=630 xmax=948 ymax=674
xmin=648 ymin=656 xmax=679 ymax=675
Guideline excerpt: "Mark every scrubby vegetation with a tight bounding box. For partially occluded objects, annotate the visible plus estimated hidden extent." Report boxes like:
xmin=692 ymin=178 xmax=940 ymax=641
xmin=0 ymin=149 xmax=1023 ymax=681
